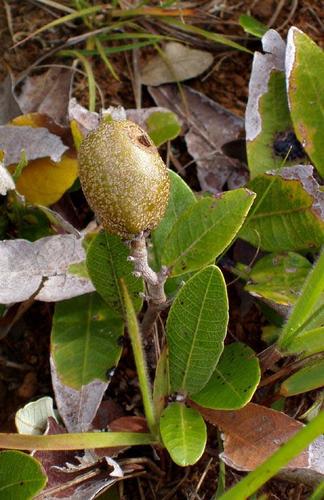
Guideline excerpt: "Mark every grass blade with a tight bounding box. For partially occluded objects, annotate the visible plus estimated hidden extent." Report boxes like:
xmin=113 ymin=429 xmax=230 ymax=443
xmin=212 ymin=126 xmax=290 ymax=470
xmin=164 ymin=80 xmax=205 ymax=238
xmin=95 ymin=38 xmax=120 ymax=80
xmin=278 ymin=250 xmax=324 ymax=351
xmin=0 ymin=432 xmax=154 ymax=450
xmin=59 ymin=49 xmax=96 ymax=111
xmin=161 ymin=18 xmax=252 ymax=53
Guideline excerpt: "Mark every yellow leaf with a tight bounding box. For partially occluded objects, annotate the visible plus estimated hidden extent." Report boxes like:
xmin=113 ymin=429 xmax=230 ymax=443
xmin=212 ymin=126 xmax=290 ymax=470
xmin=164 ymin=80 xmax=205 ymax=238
xmin=9 ymin=113 xmax=78 ymax=206
xmin=10 ymin=154 xmax=78 ymax=206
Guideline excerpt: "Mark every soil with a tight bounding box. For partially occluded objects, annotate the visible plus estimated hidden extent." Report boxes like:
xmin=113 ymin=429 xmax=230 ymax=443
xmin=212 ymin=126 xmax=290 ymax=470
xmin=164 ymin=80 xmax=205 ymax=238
xmin=0 ymin=1 xmax=322 ymax=499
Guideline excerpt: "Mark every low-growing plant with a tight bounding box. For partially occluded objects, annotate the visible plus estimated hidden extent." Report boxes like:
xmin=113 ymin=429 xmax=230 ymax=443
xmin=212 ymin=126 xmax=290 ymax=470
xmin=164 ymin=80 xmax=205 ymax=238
xmin=0 ymin=17 xmax=323 ymax=500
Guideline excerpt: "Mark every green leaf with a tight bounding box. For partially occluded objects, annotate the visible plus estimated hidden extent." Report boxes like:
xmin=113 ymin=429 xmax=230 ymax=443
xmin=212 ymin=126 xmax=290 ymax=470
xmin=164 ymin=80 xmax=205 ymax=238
xmin=162 ymin=18 xmax=252 ymax=54
xmin=86 ymin=231 xmax=144 ymax=317
xmin=240 ymin=167 xmax=324 ymax=252
xmin=52 ymin=293 xmax=123 ymax=390
xmin=162 ymin=189 xmax=255 ymax=277
xmin=160 ymin=402 xmax=207 ymax=466
xmin=278 ymin=251 xmax=324 ymax=351
xmin=310 ymin=481 xmax=324 ymax=500
xmin=151 ymin=170 xmax=196 ymax=269
xmin=286 ymin=27 xmax=324 ymax=176
xmin=245 ymin=30 xmax=299 ymax=178
xmin=239 ymin=14 xmax=268 ymax=37
xmin=247 ymin=71 xmax=296 ymax=178
xmin=146 ymin=111 xmax=181 ymax=147
xmin=218 ymin=410 xmax=324 ymax=500
xmin=153 ymin=346 xmax=169 ymax=420
xmin=191 ymin=343 xmax=260 ymax=410
xmin=0 ymin=450 xmax=46 ymax=499
xmin=280 ymin=359 xmax=324 ymax=396
xmin=286 ymin=327 xmax=324 ymax=356
xmin=167 ymin=265 xmax=228 ymax=395
xmin=244 ymin=252 xmax=311 ymax=306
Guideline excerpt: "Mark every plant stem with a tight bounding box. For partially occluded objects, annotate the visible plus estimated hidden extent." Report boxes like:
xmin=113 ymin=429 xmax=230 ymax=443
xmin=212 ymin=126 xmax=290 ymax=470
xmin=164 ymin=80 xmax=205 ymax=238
xmin=129 ymin=235 xmax=168 ymax=335
xmin=120 ymin=279 xmax=158 ymax=438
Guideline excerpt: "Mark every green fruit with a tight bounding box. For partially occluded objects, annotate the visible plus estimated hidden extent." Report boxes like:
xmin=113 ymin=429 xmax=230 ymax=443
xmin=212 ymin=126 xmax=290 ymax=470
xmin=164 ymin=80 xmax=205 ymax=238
xmin=78 ymin=118 xmax=170 ymax=239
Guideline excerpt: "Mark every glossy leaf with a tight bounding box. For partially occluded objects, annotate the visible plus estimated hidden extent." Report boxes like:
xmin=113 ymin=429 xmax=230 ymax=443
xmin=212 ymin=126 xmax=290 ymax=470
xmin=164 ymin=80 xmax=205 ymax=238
xmin=52 ymin=292 xmax=123 ymax=390
xmin=146 ymin=110 xmax=181 ymax=147
xmin=240 ymin=166 xmax=324 ymax=252
xmin=191 ymin=343 xmax=260 ymax=409
xmin=0 ymin=450 xmax=46 ymax=499
xmin=86 ymin=231 xmax=143 ymax=317
xmin=167 ymin=265 xmax=228 ymax=395
xmin=162 ymin=188 xmax=255 ymax=277
xmin=244 ymin=252 xmax=311 ymax=306
xmin=160 ymin=402 xmax=207 ymax=466
xmin=286 ymin=27 xmax=324 ymax=176
xmin=151 ymin=170 xmax=196 ymax=268
xmin=280 ymin=359 xmax=324 ymax=396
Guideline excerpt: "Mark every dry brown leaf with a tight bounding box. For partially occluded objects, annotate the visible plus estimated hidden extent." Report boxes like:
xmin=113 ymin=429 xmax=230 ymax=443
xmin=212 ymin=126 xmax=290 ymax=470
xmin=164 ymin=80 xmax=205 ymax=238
xmin=140 ymin=42 xmax=213 ymax=86
xmin=18 ymin=68 xmax=73 ymax=126
xmin=34 ymin=418 xmax=118 ymax=499
xmin=68 ymin=99 xmax=178 ymax=138
xmin=149 ymin=84 xmax=247 ymax=192
xmin=192 ymin=401 xmax=324 ymax=483
xmin=0 ymin=74 xmax=22 ymax=125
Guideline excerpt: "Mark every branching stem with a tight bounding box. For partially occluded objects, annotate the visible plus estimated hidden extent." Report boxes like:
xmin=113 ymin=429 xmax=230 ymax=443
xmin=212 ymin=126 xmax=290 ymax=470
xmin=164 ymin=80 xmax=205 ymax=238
xmin=129 ymin=235 xmax=169 ymax=335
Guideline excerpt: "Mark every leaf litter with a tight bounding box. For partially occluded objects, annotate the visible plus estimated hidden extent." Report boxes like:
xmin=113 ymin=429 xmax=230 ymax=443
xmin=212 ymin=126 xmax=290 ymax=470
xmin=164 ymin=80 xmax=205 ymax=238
xmin=0 ymin=12 xmax=323 ymax=499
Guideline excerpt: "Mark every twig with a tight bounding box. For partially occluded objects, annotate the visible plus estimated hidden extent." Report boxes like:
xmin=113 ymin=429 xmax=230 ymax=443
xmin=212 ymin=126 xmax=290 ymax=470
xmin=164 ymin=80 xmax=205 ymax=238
xmin=259 ymin=352 xmax=324 ymax=388
xmin=129 ymin=235 xmax=169 ymax=336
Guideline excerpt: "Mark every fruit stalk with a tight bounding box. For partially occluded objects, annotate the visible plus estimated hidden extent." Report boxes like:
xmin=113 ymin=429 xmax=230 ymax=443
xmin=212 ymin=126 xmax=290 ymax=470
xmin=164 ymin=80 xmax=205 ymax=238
xmin=129 ymin=235 xmax=169 ymax=335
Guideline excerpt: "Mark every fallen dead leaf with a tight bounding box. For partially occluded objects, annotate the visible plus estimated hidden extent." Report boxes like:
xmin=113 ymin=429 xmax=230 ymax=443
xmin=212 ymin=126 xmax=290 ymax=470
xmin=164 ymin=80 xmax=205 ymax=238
xmin=140 ymin=42 xmax=213 ymax=86
xmin=68 ymin=99 xmax=179 ymax=138
xmin=192 ymin=401 xmax=324 ymax=484
xmin=149 ymin=84 xmax=247 ymax=192
xmin=0 ymin=125 xmax=68 ymax=166
xmin=0 ymin=234 xmax=94 ymax=304
xmin=0 ymin=74 xmax=22 ymax=125
xmin=17 ymin=68 xmax=73 ymax=126
xmin=33 ymin=418 xmax=119 ymax=499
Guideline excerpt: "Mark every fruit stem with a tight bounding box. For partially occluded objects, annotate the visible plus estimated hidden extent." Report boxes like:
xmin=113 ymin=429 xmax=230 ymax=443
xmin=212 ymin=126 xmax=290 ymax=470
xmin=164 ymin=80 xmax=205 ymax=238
xmin=129 ymin=235 xmax=169 ymax=335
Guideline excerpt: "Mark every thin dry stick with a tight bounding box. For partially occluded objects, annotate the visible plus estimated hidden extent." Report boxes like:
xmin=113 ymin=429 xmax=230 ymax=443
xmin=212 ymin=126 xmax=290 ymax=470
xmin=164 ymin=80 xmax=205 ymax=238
xmin=129 ymin=235 xmax=169 ymax=335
